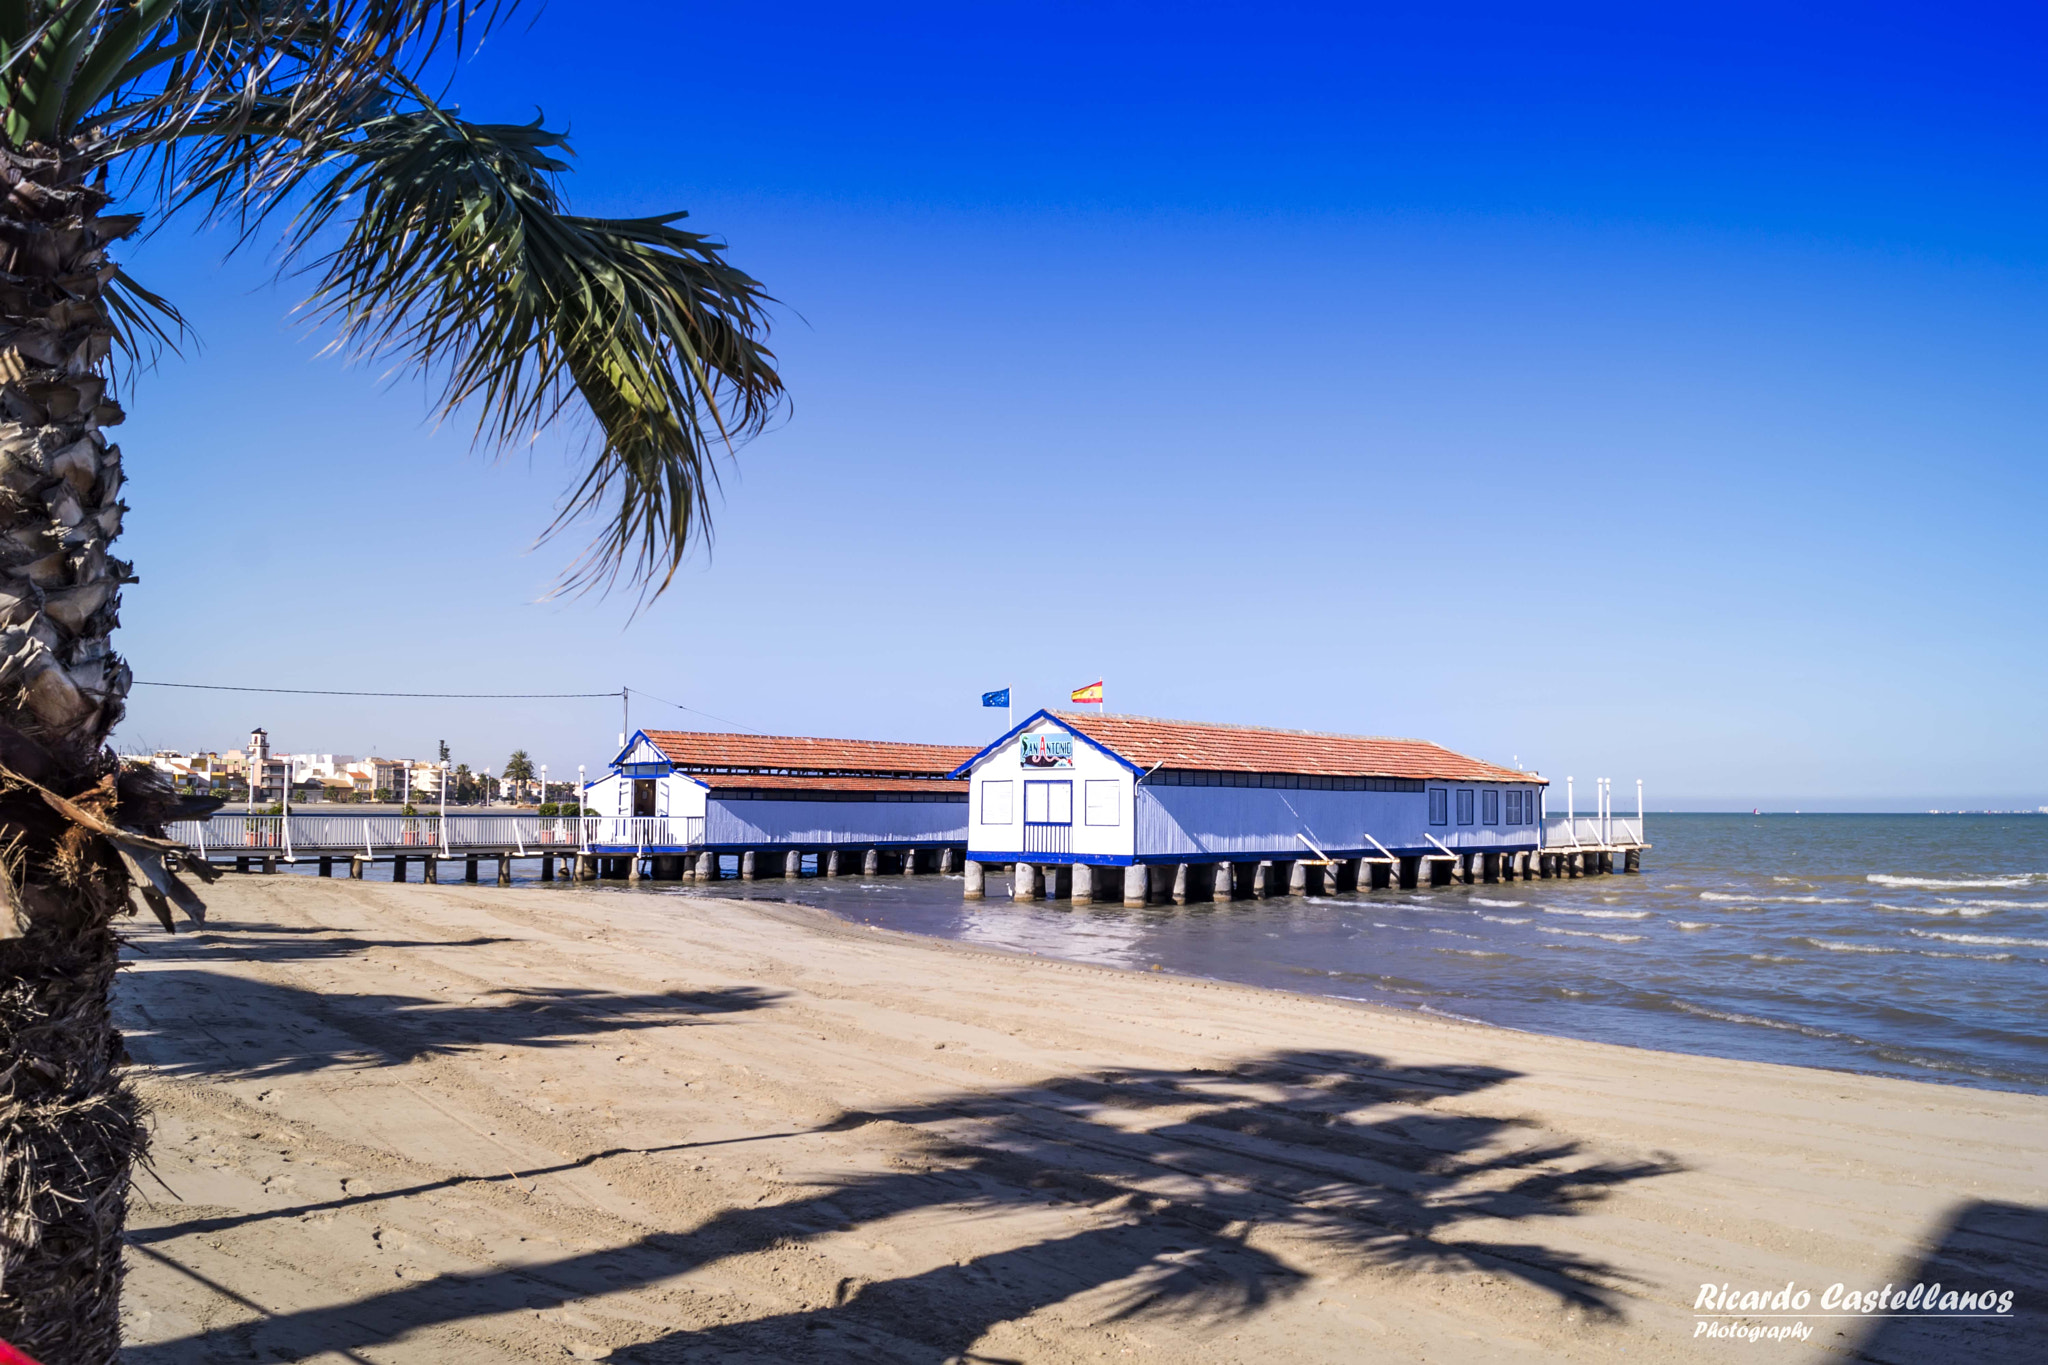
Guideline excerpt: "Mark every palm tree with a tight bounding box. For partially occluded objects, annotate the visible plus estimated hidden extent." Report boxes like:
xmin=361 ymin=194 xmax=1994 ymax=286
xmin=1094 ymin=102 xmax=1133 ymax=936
xmin=0 ymin=5 xmax=783 ymax=1357
xmin=503 ymin=747 xmax=534 ymax=801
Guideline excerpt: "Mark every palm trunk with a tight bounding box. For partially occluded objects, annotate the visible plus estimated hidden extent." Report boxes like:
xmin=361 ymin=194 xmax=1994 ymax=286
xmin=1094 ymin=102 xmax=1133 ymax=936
xmin=0 ymin=144 xmax=147 ymax=1363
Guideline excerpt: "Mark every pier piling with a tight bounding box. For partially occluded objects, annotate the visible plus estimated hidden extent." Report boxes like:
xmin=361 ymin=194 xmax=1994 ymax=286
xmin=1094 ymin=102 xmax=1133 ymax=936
xmin=1123 ymin=864 xmax=1148 ymax=908
xmin=863 ymin=848 xmax=880 ymax=876
xmin=317 ymin=856 xmax=332 ymax=878
xmin=964 ymin=859 xmax=985 ymax=899
xmin=784 ymin=850 xmax=802 ymax=879
xmin=1073 ymin=864 xmax=1095 ymax=905
xmin=1012 ymin=862 xmax=1040 ymax=901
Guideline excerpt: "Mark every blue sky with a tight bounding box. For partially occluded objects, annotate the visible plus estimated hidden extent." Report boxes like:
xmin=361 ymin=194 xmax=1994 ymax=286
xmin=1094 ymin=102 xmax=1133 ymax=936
xmin=112 ymin=2 xmax=2048 ymax=809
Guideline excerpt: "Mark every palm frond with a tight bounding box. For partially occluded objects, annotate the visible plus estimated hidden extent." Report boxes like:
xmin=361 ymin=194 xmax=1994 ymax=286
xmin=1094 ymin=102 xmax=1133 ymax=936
xmin=283 ymin=107 xmax=784 ymax=598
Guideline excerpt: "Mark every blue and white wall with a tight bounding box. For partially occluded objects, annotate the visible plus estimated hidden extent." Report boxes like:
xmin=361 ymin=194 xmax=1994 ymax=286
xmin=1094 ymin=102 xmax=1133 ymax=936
xmin=963 ymin=714 xmax=1138 ymax=865
xmin=704 ymin=796 xmax=967 ymax=850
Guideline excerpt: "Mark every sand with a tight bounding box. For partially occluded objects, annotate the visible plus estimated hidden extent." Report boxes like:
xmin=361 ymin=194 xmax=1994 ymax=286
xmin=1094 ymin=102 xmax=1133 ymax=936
xmin=112 ymin=877 xmax=2046 ymax=1363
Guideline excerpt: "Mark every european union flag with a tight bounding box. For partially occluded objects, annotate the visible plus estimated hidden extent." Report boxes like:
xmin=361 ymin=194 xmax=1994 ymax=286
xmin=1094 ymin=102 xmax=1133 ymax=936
xmin=982 ymin=688 xmax=1010 ymax=708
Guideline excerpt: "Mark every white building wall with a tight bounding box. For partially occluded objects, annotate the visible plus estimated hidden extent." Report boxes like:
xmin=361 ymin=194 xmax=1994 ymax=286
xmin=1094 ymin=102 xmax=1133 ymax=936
xmin=705 ymin=798 xmax=966 ymax=847
xmin=965 ymin=714 xmax=1137 ymax=863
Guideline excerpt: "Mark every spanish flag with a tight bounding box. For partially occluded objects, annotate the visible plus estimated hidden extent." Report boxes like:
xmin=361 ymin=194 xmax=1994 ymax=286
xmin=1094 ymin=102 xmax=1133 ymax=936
xmin=1070 ymin=680 xmax=1104 ymax=704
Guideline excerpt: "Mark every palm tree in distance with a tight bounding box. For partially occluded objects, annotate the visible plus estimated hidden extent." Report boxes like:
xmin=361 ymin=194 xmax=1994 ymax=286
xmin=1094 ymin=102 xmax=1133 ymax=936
xmin=503 ymin=748 xmax=535 ymax=802
xmin=0 ymin=4 xmax=783 ymax=1357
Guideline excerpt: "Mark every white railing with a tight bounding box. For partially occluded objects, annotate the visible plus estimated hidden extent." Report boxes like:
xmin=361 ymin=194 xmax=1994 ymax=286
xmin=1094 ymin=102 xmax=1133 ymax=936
xmin=1541 ymin=815 xmax=1646 ymax=848
xmin=579 ymin=816 xmax=703 ymax=850
xmin=168 ymin=813 xmax=702 ymax=858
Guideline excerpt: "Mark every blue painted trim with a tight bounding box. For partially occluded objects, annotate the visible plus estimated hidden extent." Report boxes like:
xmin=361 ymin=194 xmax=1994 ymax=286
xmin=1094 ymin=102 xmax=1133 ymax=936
xmin=947 ymin=709 xmax=1143 ymax=778
xmin=962 ymin=851 xmax=1133 ymax=867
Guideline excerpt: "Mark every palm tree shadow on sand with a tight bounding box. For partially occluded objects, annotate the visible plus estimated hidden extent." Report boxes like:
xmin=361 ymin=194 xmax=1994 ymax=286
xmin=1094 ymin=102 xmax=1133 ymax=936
xmin=127 ymin=1048 xmax=1682 ymax=1364
xmin=1844 ymin=1200 xmax=2048 ymax=1365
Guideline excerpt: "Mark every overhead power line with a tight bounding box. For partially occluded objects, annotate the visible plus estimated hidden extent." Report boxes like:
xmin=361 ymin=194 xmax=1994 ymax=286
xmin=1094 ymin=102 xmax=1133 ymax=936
xmin=134 ymin=681 xmax=619 ymax=699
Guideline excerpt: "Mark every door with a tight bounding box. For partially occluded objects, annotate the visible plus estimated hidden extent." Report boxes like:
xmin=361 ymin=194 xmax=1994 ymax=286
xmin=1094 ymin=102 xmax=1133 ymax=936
xmin=1023 ymin=780 xmax=1073 ymax=854
xmin=632 ymin=779 xmax=657 ymax=817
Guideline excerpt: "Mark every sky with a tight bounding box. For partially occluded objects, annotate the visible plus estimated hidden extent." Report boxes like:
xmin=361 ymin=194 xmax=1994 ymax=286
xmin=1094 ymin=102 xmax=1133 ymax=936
xmin=109 ymin=1 xmax=2048 ymax=810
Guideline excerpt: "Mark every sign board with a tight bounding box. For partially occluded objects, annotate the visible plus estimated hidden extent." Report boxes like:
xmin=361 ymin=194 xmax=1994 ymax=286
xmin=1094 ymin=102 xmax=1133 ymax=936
xmin=1019 ymin=733 xmax=1074 ymax=769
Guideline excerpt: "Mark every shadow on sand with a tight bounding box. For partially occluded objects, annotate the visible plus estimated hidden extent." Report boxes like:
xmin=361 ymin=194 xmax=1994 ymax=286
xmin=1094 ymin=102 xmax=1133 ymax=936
xmin=1846 ymin=1200 xmax=2048 ymax=1364
xmin=127 ymin=1048 xmax=1682 ymax=1363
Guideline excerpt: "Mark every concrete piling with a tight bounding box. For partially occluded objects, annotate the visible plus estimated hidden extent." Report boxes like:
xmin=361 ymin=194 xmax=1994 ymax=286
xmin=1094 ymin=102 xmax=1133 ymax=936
xmin=1012 ymin=862 xmax=1041 ymax=901
xmin=940 ymin=848 xmax=958 ymax=874
xmin=741 ymin=850 xmax=757 ymax=881
xmin=784 ymin=850 xmax=803 ymax=879
xmin=497 ymin=856 xmax=511 ymax=887
xmin=1211 ymin=861 xmax=1233 ymax=903
xmin=1123 ymin=864 xmax=1148 ymax=908
xmin=423 ymin=856 xmax=439 ymax=884
xmin=1171 ymin=864 xmax=1189 ymax=905
xmin=1072 ymin=864 xmax=1095 ymax=905
xmin=863 ymin=848 xmax=880 ymax=876
xmin=963 ymin=860 xmax=985 ymax=899
xmin=1287 ymin=860 xmax=1308 ymax=897
xmin=349 ymin=855 xmax=366 ymax=880
xmin=901 ymin=848 xmax=919 ymax=876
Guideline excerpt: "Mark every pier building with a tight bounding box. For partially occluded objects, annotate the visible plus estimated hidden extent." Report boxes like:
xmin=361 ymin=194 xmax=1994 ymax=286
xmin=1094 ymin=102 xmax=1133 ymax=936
xmin=950 ymin=711 xmax=1621 ymax=906
xmin=579 ymin=730 xmax=976 ymax=879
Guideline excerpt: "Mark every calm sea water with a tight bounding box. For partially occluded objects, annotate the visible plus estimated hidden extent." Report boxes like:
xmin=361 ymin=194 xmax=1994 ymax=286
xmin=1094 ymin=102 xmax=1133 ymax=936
xmin=654 ymin=814 xmax=2048 ymax=1095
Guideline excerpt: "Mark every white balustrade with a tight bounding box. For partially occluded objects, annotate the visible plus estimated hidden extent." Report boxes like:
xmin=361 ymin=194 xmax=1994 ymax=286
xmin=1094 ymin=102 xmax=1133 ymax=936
xmin=166 ymin=813 xmax=706 ymax=858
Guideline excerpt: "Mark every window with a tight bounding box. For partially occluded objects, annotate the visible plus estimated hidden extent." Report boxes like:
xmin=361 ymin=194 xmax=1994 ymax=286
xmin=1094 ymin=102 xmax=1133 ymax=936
xmin=981 ymin=780 xmax=1013 ymax=825
xmin=1506 ymin=790 xmax=1523 ymax=825
xmin=1025 ymin=779 xmax=1073 ymax=824
xmin=1482 ymin=789 xmax=1499 ymax=825
xmin=1428 ymin=788 xmax=1448 ymax=826
xmin=1456 ymin=789 xmax=1474 ymax=825
xmin=1084 ymin=779 xmax=1120 ymax=826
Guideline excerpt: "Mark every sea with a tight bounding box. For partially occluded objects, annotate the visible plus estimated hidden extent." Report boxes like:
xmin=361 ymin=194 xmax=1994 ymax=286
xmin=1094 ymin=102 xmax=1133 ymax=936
xmin=663 ymin=814 xmax=2048 ymax=1096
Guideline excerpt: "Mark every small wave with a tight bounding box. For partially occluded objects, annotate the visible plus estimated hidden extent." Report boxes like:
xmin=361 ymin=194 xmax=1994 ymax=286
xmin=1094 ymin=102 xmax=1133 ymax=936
xmin=1700 ymin=891 xmax=1856 ymax=904
xmin=1673 ymin=920 xmax=1716 ymax=931
xmin=1913 ymin=950 xmax=2018 ymax=962
xmin=1871 ymin=902 xmax=1997 ymax=918
xmin=1538 ymin=925 xmax=1645 ymax=943
xmin=1749 ymin=953 xmax=1800 ymax=963
xmin=1435 ymin=948 xmax=1510 ymax=958
xmin=1796 ymin=938 xmax=1898 ymax=954
xmin=1544 ymin=907 xmax=1651 ymax=920
xmin=1472 ymin=897 xmax=1526 ymax=908
xmin=1480 ymin=914 xmax=1531 ymax=924
xmin=1907 ymin=929 xmax=2048 ymax=948
xmin=1867 ymin=873 xmax=2045 ymax=890
xmin=1937 ymin=898 xmax=2044 ymax=910
xmin=1667 ymin=999 xmax=1861 ymax=1044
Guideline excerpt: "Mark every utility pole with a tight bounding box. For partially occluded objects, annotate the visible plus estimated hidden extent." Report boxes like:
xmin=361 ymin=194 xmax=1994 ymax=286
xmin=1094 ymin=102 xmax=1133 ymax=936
xmin=621 ymin=686 xmax=629 ymax=750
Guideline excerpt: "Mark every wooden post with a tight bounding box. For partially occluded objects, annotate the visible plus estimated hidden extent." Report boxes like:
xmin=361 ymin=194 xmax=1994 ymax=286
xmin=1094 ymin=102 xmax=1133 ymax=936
xmin=541 ymin=855 xmax=554 ymax=882
xmin=1072 ymin=863 xmax=1095 ymax=905
xmin=863 ymin=848 xmax=880 ymax=876
xmin=235 ymin=856 xmax=249 ymax=874
xmin=497 ymin=856 xmax=511 ymax=886
xmin=1171 ymin=863 xmax=1188 ymax=905
xmin=1211 ymin=861 xmax=1233 ymax=903
xmin=392 ymin=855 xmax=406 ymax=882
xmin=784 ymin=849 xmax=802 ymax=879
xmin=1012 ymin=862 xmax=1040 ymax=901
xmin=1625 ymin=848 xmax=1641 ymax=873
xmin=963 ymin=860 xmax=985 ymax=899
xmin=1430 ymin=857 xmax=1452 ymax=887
xmin=317 ymin=856 xmax=332 ymax=878
xmin=1482 ymin=852 xmax=1500 ymax=883
xmin=1398 ymin=856 xmax=1419 ymax=890
xmin=263 ymin=856 xmax=277 ymax=875
xmin=1123 ymin=864 xmax=1148 ymax=908
xmin=423 ymin=856 xmax=439 ymax=884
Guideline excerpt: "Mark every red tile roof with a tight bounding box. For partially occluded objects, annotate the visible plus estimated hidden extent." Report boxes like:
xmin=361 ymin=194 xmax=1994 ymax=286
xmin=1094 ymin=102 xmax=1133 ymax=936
xmin=1051 ymin=712 xmax=1541 ymax=784
xmin=696 ymin=773 xmax=967 ymax=795
xmin=641 ymin=730 xmax=977 ymax=778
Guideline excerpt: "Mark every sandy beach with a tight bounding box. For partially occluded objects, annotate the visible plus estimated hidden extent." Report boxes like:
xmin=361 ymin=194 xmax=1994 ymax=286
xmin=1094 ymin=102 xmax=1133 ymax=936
xmin=112 ymin=877 xmax=2046 ymax=1363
